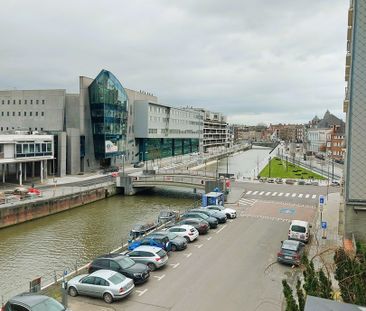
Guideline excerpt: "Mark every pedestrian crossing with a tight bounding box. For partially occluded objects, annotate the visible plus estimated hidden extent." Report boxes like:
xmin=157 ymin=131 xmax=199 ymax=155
xmin=244 ymin=190 xmax=318 ymax=200
xmin=238 ymin=198 xmax=257 ymax=207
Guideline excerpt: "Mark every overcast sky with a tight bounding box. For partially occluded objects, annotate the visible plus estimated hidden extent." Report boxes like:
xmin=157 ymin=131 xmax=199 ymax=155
xmin=0 ymin=0 xmax=348 ymax=125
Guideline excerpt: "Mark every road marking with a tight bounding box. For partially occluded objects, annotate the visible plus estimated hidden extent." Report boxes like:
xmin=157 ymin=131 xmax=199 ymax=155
xmin=246 ymin=190 xmax=252 ymax=194
xmin=252 ymin=191 xmax=258 ymax=195
xmin=305 ymin=194 xmax=310 ymax=198
xmin=312 ymin=194 xmax=317 ymax=199
xmin=292 ymin=193 xmax=297 ymax=197
xmin=265 ymin=192 xmax=271 ymax=196
xmin=285 ymin=193 xmax=290 ymax=197
xmin=298 ymin=194 xmax=303 ymax=198
xmin=278 ymin=192 xmax=283 ymax=197
xmin=272 ymin=192 xmax=278 ymax=196
xmin=216 ymin=225 xmax=227 ymax=233
xmin=207 ymin=236 xmax=212 ymax=240
xmin=194 ymin=244 xmax=203 ymax=248
xmin=228 ymin=219 xmax=233 ymax=223
xmin=170 ymin=263 xmax=180 ymax=269
xmin=153 ymin=274 xmax=165 ymax=281
xmin=184 ymin=253 xmax=192 ymax=258
xmin=259 ymin=191 xmax=264 ymax=195
xmin=135 ymin=289 xmax=148 ymax=296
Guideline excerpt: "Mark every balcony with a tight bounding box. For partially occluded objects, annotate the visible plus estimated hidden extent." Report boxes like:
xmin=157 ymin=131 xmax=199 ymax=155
xmin=346 ymin=52 xmax=351 ymax=66
xmin=348 ymin=7 xmax=353 ymax=27
xmin=343 ymin=99 xmax=349 ymax=113
xmin=347 ymin=26 xmax=352 ymax=42
xmin=345 ymin=65 xmax=350 ymax=81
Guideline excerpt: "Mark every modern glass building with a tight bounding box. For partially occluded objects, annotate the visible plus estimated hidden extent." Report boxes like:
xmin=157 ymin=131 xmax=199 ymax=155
xmin=88 ymin=70 xmax=128 ymax=165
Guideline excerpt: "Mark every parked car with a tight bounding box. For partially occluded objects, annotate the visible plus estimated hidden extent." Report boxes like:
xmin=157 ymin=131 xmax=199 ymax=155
xmin=305 ymin=180 xmax=313 ymax=185
xmin=67 ymin=269 xmax=134 ymax=303
xmin=176 ymin=218 xmax=210 ymax=234
xmin=102 ymin=166 xmax=119 ymax=174
xmin=149 ymin=231 xmax=188 ymax=251
xmin=277 ymin=240 xmax=305 ymax=266
xmin=157 ymin=210 xmax=180 ymax=224
xmin=181 ymin=212 xmax=218 ymax=229
xmin=205 ymin=205 xmax=237 ymax=219
xmin=128 ymin=236 xmax=172 ymax=252
xmin=189 ymin=208 xmax=227 ymax=224
xmin=311 ymin=181 xmax=319 ymax=186
xmin=166 ymin=224 xmax=199 ymax=242
xmin=1 ymin=293 xmax=69 ymax=311
xmin=298 ymin=180 xmax=305 ymax=185
xmin=267 ymin=178 xmax=275 ymax=183
xmin=288 ymin=220 xmax=311 ymax=243
xmin=331 ymin=181 xmax=340 ymax=187
xmin=126 ymin=245 xmax=168 ymax=271
xmin=285 ymin=179 xmax=296 ymax=185
xmin=275 ymin=178 xmax=283 ymax=184
xmin=133 ymin=162 xmax=144 ymax=168
xmin=88 ymin=253 xmax=150 ymax=284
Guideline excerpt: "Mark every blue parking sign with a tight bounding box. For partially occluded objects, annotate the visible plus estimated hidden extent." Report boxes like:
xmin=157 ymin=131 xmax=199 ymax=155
xmin=319 ymin=195 xmax=325 ymax=205
xmin=321 ymin=221 xmax=327 ymax=229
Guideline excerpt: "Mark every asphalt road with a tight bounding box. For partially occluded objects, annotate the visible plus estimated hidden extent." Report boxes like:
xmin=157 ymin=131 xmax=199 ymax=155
xmin=69 ymin=216 xmax=293 ymax=311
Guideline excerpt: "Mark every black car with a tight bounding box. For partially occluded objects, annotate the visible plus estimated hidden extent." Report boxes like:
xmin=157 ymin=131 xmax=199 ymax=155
xmin=88 ymin=254 xmax=150 ymax=284
xmin=189 ymin=208 xmax=227 ymax=224
xmin=181 ymin=212 xmax=218 ymax=229
xmin=176 ymin=218 xmax=210 ymax=234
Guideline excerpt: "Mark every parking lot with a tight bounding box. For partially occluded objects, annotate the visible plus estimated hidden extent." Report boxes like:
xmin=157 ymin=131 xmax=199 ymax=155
xmin=68 ymin=212 xmax=296 ymax=311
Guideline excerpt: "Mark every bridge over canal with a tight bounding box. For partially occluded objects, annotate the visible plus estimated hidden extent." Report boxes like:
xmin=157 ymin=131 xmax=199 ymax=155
xmin=116 ymin=170 xmax=226 ymax=195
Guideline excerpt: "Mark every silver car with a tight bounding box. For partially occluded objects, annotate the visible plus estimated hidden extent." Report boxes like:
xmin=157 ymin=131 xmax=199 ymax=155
xmin=67 ymin=269 xmax=134 ymax=303
xmin=126 ymin=245 xmax=168 ymax=271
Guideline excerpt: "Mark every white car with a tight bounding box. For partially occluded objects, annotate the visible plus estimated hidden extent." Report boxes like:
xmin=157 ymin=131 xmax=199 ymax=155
xmin=166 ymin=224 xmax=199 ymax=242
xmin=205 ymin=205 xmax=237 ymax=219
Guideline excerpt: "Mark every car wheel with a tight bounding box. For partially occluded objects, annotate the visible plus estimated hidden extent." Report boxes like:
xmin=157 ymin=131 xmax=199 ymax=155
xmin=103 ymin=292 xmax=113 ymax=304
xmin=171 ymin=244 xmax=177 ymax=251
xmin=184 ymin=236 xmax=190 ymax=243
xmin=147 ymin=263 xmax=156 ymax=271
xmin=68 ymin=286 xmax=78 ymax=297
xmin=226 ymin=214 xmax=231 ymax=219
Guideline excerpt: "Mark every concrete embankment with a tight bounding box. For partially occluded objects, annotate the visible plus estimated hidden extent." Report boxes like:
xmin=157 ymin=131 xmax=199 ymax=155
xmin=0 ymin=184 xmax=117 ymax=229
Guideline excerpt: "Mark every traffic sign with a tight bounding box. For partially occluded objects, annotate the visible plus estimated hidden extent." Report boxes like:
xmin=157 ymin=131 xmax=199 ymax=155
xmin=321 ymin=221 xmax=327 ymax=229
xmin=319 ymin=195 xmax=325 ymax=206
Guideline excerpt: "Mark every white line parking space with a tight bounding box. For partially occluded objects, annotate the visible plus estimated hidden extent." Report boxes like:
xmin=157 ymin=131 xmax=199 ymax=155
xmin=153 ymin=274 xmax=165 ymax=281
xmin=207 ymin=236 xmax=212 ymax=240
xmin=135 ymin=289 xmax=148 ymax=296
xmin=194 ymin=244 xmax=203 ymax=248
xmin=169 ymin=263 xmax=180 ymax=269
xmin=184 ymin=253 xmax=192 ymax=258
xmin=216 ymin=225 xmax=227 ymax=234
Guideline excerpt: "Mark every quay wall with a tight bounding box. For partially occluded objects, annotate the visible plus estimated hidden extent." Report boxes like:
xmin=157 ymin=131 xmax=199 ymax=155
xmin=0 ymin=184 xmax=117 ymax=229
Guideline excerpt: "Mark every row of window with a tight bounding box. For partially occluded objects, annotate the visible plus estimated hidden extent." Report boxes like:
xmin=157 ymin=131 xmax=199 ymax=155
xmin=1 ymin=111 xmax=45 ymax=117
xmin=1 ymin=99 xmax=45 ymax=105
xmin=149 ymin=116 xmax=202 ymax=126
xmin=0 ymin=127 xmax=44 ymax=132
xmin=148 ymin=128 xmax=202 ymax=135
xmin=149 ymin=105 xmax=200 ymax=119
xmin=15 ymin=142 xmax=52 ymax=158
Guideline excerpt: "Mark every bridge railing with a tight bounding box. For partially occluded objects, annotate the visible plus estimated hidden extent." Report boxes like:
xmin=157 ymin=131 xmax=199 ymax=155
xmin=133 ymin=174 xmax=214 ymax=186
xmin=156 ymin=169 xmax=216 ymax=178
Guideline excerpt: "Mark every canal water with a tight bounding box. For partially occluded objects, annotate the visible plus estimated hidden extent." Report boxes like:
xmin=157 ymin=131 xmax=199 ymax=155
xmin=0 ymin=146 xmax=271 ymax=300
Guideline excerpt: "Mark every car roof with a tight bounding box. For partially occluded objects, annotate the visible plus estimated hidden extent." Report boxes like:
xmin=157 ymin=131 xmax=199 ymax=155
xmin=291 ymin=220 xmax=309 ymax=226
xmin=89 ymin=269 xmax=119 ymax=278
xmin=97 ymin=253 xmax=126 ymax=259
xmin=180 ymin=218 xmax=201 ymax=223
xmin=282 ymin=240 xmax=301 ymax=250
xmin=130 ymin=245 xmax=162 ymax=252
xmin=170 ymin=224 xmax=192 ymax=230
xmin=9 ymin=294 xmax=53 ymax=307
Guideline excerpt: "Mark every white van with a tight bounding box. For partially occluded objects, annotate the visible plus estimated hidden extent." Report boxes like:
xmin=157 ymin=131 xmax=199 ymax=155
xmin=288 ymin=220 xmax=311 ymax=243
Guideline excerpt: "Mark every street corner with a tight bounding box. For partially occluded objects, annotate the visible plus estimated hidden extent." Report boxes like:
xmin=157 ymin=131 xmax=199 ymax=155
xmin=242 ymin=200 xmax=317 ymax=222
xmin=69 ymin=298 xmax=115 ymax=311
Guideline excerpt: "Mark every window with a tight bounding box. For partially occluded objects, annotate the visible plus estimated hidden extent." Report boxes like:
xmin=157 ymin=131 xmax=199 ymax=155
xmin=36 ymin=100 xmax=39 ymax=104
xmin=12 ymin=112 xmax=15 ymax=116
xmin=109 ymin=261 xmax=120 ymax=270
xmin=30 ymin=112 xmax=32 ymax=116
xmin=18 ymin=112 xmax=21 ymax=116
xmin=1 ymin=112 xmax=3 ymax=116
xmin=82 ymin=276 xmax=96 ymax=284
xmin=24 ymin=111 xmax=26 ymax=116
xmin=42 ymin=99 xmax=45 ymax=104
xmin=41 ymin=112 xmax=44 ymax=116
xmin=25 ymin=100 xmax=27 ymax=104
xmin=19 ymin=100 xmax=21 ymax=104
xmin=13 ymin=100 xmax=15 ymax=104
xmin=35 ymin=111 xmax=38 ymax=116
xmin=7 ymin=112 xmax=9 ymax=116
xmin=30 ymin=100 xmax=33 ymax=104
xmin=7 ymin=100 xmax=10 ymax=105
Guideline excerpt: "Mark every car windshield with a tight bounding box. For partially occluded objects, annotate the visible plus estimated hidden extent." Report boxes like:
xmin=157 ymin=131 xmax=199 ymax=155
xmin=116 ymin=257 xmax=135 ymax=269
xmin=190 ymin=213 xmax=208 ymax=219
xmin=282 ymin=241 xmax=298 ymax=251
xmin=33 ymin=298 xmax=65 ymax=311
xmin=157 ymin=249 xmax=166 ymax=257
xmin=166 ymin=232 xmax=177 ymax=239
xmin=291 ymin=225 xmax=306 ymax=233
xmin=108 ymin=273 xmax=126 ymax=284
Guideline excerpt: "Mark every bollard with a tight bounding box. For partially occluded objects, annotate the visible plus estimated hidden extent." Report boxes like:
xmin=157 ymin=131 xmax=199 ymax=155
xmin=61 ymin=271 xmax=68 ymax=307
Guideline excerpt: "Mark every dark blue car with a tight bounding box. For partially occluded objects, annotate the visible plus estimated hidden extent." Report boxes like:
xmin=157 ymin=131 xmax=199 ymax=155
xmin=128 ymin=236 xmax=172 ymax=252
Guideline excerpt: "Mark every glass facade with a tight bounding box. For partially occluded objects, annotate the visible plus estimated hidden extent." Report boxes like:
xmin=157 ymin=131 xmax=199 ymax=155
xmin=138 ymin=138 xmax=199 ymax=161
xmin=89 ymin=70 xmax=128 ymax=160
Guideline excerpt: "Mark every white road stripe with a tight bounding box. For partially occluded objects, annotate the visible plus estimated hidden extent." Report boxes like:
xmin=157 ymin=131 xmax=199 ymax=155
xmin=194 ymin=244 xmax=203 ymax=248
xmin=278 ymin=193 xmax=284 ymax=196
xmin=292 ymin=193 xmax=297 ymax=197
xmin=305 ymin=194 xmax=310 ymax=198
xmin=259 ymin=191 xmax=264 ymax=195
xmin=153 ymin=274 xmax=165 ymax=281
xmin=207 ymin=237 xmax=212 ymax=240
xmin=136 ymin=289 xmax=148 ymax=296
xmin=265 ymin=192 xmax=271 ymax=196
xmin=298 ymin=194 xmax=303 ymax=198
xmin=216 ymin=225 xmax=227 ymax=234
xmin=170 ymin=263 xmax=180 ymax=269
xmin=246 ymin=190 xmax=252 ymax=194
xmin=272 ymin=192 xmax=278 ymax=196
xmin=285 ymin=193 xmax=290 ymax=197
xmin=184 ymin=253 xmax=192 ymax=258
xmin=252 ymin=191 xmax=258 ymax=195
xmin=312 ymin=194 xmax=317 ymax=199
